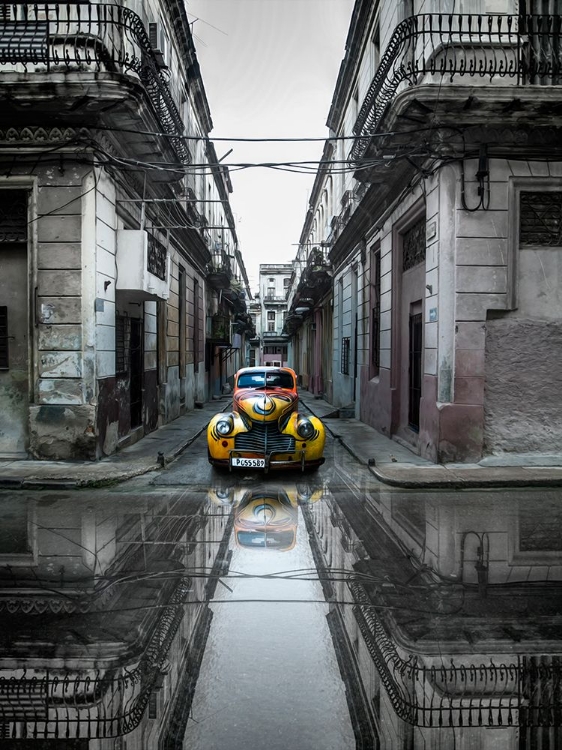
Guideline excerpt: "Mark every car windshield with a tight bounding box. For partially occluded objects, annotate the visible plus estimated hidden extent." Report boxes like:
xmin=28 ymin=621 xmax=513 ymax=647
xmin=237 ymin=371 xmax=295 ymax=389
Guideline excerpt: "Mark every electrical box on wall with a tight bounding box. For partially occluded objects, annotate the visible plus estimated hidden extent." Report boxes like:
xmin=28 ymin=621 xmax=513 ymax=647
xmin=116 ymin=230 xmax=170 ymax=302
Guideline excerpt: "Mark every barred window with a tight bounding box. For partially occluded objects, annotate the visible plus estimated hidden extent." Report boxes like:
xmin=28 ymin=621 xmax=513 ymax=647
xmin=402 ymin=216 xmax=426 ymax=272
xmin=0 ymin=306 xmax=8 ymax=369
xmin=0 ymin=189 xmax=27 ymax=243
xmin=147 ymin=233 xmax=167 ymax=280
xmin=115 ymin=315 xmax=130 ymax=375
xmin=520 ymin=192 xmax=562 ymax=246
xmin=341 ymin=337 xmax=350 ymax=375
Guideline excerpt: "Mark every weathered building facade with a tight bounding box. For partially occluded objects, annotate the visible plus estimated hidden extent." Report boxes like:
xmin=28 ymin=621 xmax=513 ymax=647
xmin=287 ymin=0 xmax=562 ymax=462
xmin=0 ymin=0 xmax=251 ymax=460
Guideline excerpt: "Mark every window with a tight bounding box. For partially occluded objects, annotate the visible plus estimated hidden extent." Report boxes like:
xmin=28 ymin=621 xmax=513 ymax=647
xmin=268 ymin=277 xmax=275 ymax=283
xmin=402 ymin=216 xmax=426 ymax=272
xmin=0 ymin=306 xmax=8 ymax=369
xmin=370 ymin=249 xmax=381 ymax=372
xmin=283 ymin=278 xmax=290 ymax=288
xmin=341 ymin=337 xmax=350 ymax=375
xmin=520 ymin=192 xmax=562 ymax=245
xmin=267 ymin=311 xmax=275 ymax=332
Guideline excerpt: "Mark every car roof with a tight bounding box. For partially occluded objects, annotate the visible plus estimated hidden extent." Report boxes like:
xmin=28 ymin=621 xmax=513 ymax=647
xmin=236 ymin=366 xmax=296 ymax=375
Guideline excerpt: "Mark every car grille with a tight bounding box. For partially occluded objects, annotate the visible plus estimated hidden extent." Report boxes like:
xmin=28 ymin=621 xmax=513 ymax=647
xmin=235 ymin=422 xmax=295 ymax=454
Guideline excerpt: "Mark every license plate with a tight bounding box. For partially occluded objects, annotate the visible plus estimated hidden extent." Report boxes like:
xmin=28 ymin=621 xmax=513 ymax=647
xmin=231 ymin=457 xmax=266 ymax=468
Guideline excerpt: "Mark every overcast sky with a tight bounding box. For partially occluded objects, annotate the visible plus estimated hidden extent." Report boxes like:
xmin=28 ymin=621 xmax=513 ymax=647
xmin=185 ymin=0 xmax=354 ymax=292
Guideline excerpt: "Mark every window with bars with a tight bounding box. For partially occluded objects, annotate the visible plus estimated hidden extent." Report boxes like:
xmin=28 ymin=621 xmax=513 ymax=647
xmin=402 ymin=216 xmax=426 ymax=272
xmin=341 ymin=337 xmax=351 ymax=375
xmin=115 ymin=315 xmax=130 ymax=375
xmin=371 ymin=250 xmax=381 ymax=372
xmin=0 ymin=306 xmax=8 ymax=369
xmin=0 ymin=189 xmax=28 ymax=243
xmin=520 ymin=192 xmax=562 ymax=245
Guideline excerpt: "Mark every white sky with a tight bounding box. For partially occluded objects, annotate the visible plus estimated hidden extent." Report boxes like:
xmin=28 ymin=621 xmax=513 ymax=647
xmin=185 ymin=0 xmax=355 ymax=292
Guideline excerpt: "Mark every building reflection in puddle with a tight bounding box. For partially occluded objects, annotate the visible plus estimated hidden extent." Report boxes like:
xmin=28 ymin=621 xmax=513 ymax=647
xmin=0 ymin=489 xmax=231 ymax=746
xmin=306 ymin=477 xmax=562 ymax=748
xmin=1 ymin=479 xmax=562 ymax=748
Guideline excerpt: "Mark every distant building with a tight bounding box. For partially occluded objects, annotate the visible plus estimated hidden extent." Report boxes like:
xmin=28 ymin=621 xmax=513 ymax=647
xmin=256 ymin=264 xmax=292 ymax=368
xmin=287 ymin=0 xmax=562 ymax=462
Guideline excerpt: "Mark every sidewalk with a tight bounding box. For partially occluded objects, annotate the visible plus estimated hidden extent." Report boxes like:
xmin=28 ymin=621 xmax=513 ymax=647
xmin=298 ymin=390 xmax=562 ymax=489
xmin=1 ymin=392 xmax=561 ymax=490
xmin=0 ymin=398 xmax=231 ymax=490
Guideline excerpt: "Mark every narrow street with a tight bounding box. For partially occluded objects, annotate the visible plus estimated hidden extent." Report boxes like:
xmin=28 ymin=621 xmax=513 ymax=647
xmin=1 ymin=430 xmax=561 ymax=748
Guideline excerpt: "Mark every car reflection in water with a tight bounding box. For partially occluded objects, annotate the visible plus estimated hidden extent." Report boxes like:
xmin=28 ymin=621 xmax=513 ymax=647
xmin=208 ymin=481 xmax=323 ymax=551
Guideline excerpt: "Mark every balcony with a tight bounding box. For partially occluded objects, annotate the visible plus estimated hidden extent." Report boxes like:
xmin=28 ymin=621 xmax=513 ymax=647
xmin=351 ymin=13 xmax=562 ymax=165
xmin=0 ymin=3 xmax=188 ymax=163
xmin=263 ymin=294 xmax=288 ymax=304
xmin=206 ymin=248 xmax=232 ymax=290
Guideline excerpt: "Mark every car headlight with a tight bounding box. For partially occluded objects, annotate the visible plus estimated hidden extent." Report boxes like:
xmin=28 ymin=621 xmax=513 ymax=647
xmin=216 ymin=417 xmax=234 ymax=436
xmin=296 ymin=418 xmax=315 ymax=439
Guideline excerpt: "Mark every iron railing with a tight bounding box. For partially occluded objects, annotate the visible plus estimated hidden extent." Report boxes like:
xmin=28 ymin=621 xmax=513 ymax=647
xmin=351 ymin=13 xmax=562 ymax=162
xmin=0 ymin=3 xmax=189 ymax=162
xmin=350 ymin=581 xmax=562 ymax=728
xmin=0 ymin=579 xmax=192 ymax=739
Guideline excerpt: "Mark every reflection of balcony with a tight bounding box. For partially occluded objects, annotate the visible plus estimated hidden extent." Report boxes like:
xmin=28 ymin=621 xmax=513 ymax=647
xmin=351 ymin=13 xmax=562 ymax=164
xmin=0 ymin=3 xmax=188 ymax=162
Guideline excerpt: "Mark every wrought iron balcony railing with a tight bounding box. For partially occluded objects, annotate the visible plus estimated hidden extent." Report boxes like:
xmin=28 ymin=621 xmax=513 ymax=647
xmin=0 ymin=579 xmax=191 ymax=740
xmin=0 ymin=3 xmax=188 ymax=162
xmin=351 ymin=13 xmax=562 ymax=163
xmin=350 ymin=581 xmax=562 ymax=728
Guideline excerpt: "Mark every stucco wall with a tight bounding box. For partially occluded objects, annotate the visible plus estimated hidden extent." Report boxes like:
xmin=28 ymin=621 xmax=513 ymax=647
xmin=485 ymin=318 xmax=562 ymax=453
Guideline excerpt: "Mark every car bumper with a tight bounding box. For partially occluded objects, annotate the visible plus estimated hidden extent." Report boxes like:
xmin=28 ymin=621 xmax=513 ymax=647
xmin=209 ymin=449 xmax=325 ymax=472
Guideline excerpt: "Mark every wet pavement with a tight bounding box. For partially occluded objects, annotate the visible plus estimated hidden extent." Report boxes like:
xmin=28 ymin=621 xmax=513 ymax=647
xmin=1 ymin=426 xmax=562 ymax=748
xmin=2 ymin=389 xmax=562 ymax=490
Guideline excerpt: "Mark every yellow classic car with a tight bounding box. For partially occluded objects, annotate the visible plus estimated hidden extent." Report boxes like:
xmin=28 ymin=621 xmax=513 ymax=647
xmin=207 ymin=366 xmax=326 ymax=472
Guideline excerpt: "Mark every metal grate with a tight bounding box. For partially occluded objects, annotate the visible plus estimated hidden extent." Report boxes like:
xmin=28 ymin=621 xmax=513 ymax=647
xmin=115 ymin=315 xmax=130 ymax=375
xmin=0 ymin=190 xmax=27 ymax=243
xmin=341 ymin=337 xmax=350 ymax=375
xmin=235 ymin=422 xmax=295 ymax=454
xmin=520 ymin=192 xmax=562 ymax=245
xmin=402 ymin=217 xmax=426 ymax=272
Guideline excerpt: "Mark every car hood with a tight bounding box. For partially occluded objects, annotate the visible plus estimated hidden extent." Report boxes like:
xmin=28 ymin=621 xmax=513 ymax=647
xmin=234 ymin=388 xmax=297 ymax=423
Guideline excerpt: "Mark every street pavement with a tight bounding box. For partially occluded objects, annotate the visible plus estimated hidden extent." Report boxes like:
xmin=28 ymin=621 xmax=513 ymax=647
xmin=1 ymin=391 xmax=561 ymax=490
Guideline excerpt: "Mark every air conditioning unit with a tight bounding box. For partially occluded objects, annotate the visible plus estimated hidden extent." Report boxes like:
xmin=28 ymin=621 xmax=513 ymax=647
xmin=116 ymin=230 xmax=170 ymax=302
